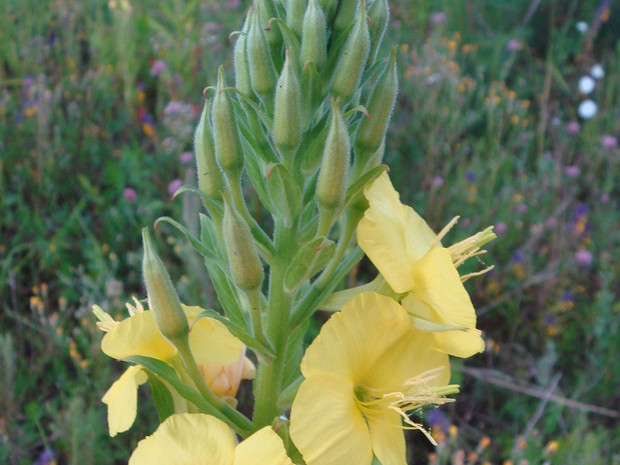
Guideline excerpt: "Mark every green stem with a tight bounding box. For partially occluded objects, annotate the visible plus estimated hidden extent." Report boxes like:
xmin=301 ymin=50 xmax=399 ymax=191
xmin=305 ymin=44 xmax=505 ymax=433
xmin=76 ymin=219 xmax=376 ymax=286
xmin=175 ymin=336 xmax=254 ymax=435
xmin=252 ymin=218 xmax=295 ymax=427
xmin=246 ymin=288 xmax=269 ymax=347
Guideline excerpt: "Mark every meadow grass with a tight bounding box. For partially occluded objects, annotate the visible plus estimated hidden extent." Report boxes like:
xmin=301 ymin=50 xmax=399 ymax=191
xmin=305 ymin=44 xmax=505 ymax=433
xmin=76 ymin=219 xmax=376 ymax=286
xmin=1 ymin=0 xmax=619 ymax=463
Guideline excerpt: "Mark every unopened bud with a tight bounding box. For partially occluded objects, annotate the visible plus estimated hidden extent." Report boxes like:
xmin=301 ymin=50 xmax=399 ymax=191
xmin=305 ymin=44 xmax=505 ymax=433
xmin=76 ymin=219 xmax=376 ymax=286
xmin=194 ymin=98 xmax=225 ymax=199
xmin=367 ymin=0 xmax=389 ymax=65
xmin=247 ymin=6 xmax=278 ymax=103
xmin=256 ymin=0 xmax=282 ymax=47
xmin=274 ymin=48 xmax=302 ymax=155
xmin=301 ymin=0 xmax=328 ymax=71
xmin=316 ymin=98 xmax=350 ymax=212
xmin=233 ymin=13 xmax=254 ymax=99
xmin=213 ymin=66 xmax=244 ymax=176
xmin=354 ymin=45 xmax=398 ymax=164
xmin=332 ymin=0 xmax=358 ymax=38
xmin=330 ymin=0 xmax=370 ymax=102
xmin=142 ymin=228 xmax=189 ymax=344
xmin=286 ymin=0 xmax=305 ymax=38
xmin=222 ymin=195 xmax=264 ymax=291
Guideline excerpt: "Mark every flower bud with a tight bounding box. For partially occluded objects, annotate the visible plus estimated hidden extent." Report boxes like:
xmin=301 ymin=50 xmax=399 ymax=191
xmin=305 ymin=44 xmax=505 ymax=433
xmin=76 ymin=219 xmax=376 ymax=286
xmin=367 ymin=0 xmax=389 ymax=65
xmin=256 ymin=0 xmax=282 ymax=47
xmin=354 ymin=45 xmax=398 ymax=164
xmin=222 ymin=195 xmax=264 ymax=291
xmin=212 ymin=66 xmax=244 ymax=177
xmin=274 ymin=48 xmax=302 ymax=155
xmin=247 ymin=5 xmax=278 ymax=103
xmin=332 ymin=0 xmax=358 ymax=38
xmin=142 ymin=228 xmax=189 ymax=344
xmin=286 ymin=0 xmax=305 ymax=38
xmin=330 ymin=0 xmax=370 ymax=102
xmin=194 ymin=98 xmax=225 ymax=199
xmin=233 ymin=12 xmax=254 ymax=99
xmin=301 ymin=0 xmax=327 ymax=71
xmin=316 ymin=98 xmax=350 ymax=212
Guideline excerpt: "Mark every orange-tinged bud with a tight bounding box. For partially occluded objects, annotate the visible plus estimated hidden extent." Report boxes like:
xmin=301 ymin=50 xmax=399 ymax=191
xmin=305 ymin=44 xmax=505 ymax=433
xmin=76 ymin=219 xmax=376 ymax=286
xmin=142 ymin=228 xmax=189 ymax=344
xmin=301 ymin=0 xmax=328 ymax=71
xmin=330 ymin=0 xmax=370 ymax=102
xmin=194 ymin=98 xmax=225 ymax=199
xmin=222 ymin=195 xmax=264 ymax=291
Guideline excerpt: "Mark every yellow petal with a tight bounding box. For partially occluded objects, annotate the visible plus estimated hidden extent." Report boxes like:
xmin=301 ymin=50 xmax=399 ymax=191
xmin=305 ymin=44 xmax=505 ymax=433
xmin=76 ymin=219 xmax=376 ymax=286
xmin=366 ymin=410 xmax=407 ymax=465
xmin=290 ymin=374 xmax=372 ymax=465
xmin=234 ymin=426 xmax=294 ymax=465
xmin=101 ymin=310 xmax=176 ymax=362
xmin=361 ymin=325 xmax=451 ymax=394
xmin=300 ymin=292 xmax=411 ymax=381
xmin=102 ymin=365 xmax=148 ymax=437
xmin=357 ymin=172 xmax=437 ymax=293
xmin=185 ymin=306 xmax=244 ymax=366
xmin=129 ymin=413 xmax=235 ymax=465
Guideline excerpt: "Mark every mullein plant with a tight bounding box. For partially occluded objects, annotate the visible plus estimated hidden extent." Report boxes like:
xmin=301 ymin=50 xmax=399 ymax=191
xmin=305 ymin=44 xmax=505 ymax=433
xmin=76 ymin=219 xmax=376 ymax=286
xmin=93 ymin=1 xmax=496 ymax=464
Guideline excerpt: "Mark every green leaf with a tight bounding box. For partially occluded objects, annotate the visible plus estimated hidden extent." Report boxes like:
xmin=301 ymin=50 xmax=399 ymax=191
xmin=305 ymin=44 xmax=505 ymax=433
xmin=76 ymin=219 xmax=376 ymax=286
xmin=146 ymin=371 xmax=175 ymax=422
xmin=284 ymin=237 xmax=335 ymax=294
xmin=155 ymin=216 xmax=221 ymax=263
xmin=199 ymin=213 xmax=225 ymax=261
xmin=174 ymin=184 xmax=224 ymax=218
xmin=300 ymin=61 xmax=323 ymax=131
xmin=300 ymin=114 xmax=331 ymax=175
xmin=266 ymin=164 xmax=302 ymax=227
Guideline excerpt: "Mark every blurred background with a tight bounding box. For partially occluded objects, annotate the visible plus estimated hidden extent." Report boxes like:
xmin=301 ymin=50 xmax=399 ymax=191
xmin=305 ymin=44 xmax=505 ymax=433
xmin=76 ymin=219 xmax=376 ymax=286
xmin=1 ymin=0 xmax=619 ymax=463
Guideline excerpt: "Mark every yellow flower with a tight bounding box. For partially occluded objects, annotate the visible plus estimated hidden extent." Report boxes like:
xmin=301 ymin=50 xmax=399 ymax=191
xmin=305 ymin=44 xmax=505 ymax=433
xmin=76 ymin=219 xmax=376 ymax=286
xmin=100 ymin=304 xmax=254 ymax=436
xmin=357 ymin=172 xmax=493 ymax=358
xmin=290 ymin=292 xmax=456 ymax=465
xmin=129 ymin=413 xmax=294 ymax=465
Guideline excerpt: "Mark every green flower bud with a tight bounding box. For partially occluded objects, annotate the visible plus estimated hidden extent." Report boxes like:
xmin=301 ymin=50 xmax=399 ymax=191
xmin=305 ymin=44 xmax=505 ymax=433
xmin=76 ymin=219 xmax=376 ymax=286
xmin=274 ymin=48 xmax=302 ymax=155
xmin=367 ymin=0 xmax=389 ymax=65
xmin=222 ymin=195 xmax=264 ymax=291
xmin=247 ymin=5 xmax=278 ymax=104
xmin=213 ymin=66 xmax=244 ymax=177
xmin=332 ymin=0 xmax=358 ymax=38
xmin=233 ymin=12 xmax=254 ymax=99
xmin=256 ymin=0 xmax=282 ymax=47
xmin=316 ymin=98 xmax=350 ymax=212
xmin=354 ymin=45 xmax=398 ymax=164
xmin=142 ymin=228 xmax=189 ymax=344
xmin=286 ymin=0 xmax=305 ymax=38
xmin=194 ymin=98 xmax=225 ymax=199
xmin=330 ymin=0 xmax=370 ymax=102
xmin=300 ymin=0 xmax=327 ymax=71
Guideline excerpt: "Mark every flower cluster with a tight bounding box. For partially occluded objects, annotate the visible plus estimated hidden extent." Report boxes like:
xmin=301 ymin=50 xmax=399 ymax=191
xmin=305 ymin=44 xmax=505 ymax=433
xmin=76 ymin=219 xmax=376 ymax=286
xmin=93 ymin=1 xmax=495 ymax=463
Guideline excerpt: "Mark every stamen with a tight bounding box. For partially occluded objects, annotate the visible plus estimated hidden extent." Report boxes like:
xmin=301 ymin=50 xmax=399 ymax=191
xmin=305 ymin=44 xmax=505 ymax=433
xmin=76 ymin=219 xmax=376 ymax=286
xmin=429 ymin=216 xmax=460 ymax=249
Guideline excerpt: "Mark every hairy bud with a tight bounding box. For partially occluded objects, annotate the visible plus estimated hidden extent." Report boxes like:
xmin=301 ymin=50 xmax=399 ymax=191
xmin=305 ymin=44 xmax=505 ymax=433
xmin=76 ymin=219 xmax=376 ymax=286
xmin=367 ymin=0 xmax=389 ymax=65
xmin=194 ymin=99 xmax=225 ymax=199
xmin=301 ymin=0 xmax=328 ymax=71
xmin=274 ymin=48 xmax=302 ymax=155
xmin=247 ymin=6 xmax=278 ymax=103
xmin=142 ymin=228 xmax=189 ymax=344
xmin=286 ymin=0 xmax=305 ymax=38
xmin=213 ymin=66 xmax=244 ymax=177
xmin=233 ymin=13 xmax=254 ymax=99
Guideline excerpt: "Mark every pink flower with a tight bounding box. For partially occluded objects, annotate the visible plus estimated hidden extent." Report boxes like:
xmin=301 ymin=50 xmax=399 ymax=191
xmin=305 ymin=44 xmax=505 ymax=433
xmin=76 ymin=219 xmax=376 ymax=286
xmin=506 ymin=39 xmax=523 ymax=52
xmin=495 ymin=222 xmax=507 ymax=235
xmin=123 ymin=187 xmax=137 ymax=202
xmin=150 ymin=59 xmax=166 ymax=77
xmin=566 ymin=121 xmax=580 ymax=135
xmin=516 ymin=203 xmax=528 ymax=215
xmin=431 ymin=12 xmax=447 ymax=25
xmin=565 ymin=165 xmax=581 ymax=178
xmin=431 ymin=176 xmax=444 ymax=187
xmin=600 ymin=193 xmax=610 ymax=204
xmin=575 ymin=249 xmax=593 ymax=266
xmin=601 ymin=135 xmax=617 ymax=149
xmin=168 ymin=179 xmax=183 ymax=197
xmin=180 ymin=151 xmax=193 ymax=164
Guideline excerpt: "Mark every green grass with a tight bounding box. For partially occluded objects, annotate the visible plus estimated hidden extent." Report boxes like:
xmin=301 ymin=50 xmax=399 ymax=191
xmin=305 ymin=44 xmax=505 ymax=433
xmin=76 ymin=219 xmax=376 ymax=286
xmin=1 ymin=0 xmax=619 ymax=463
